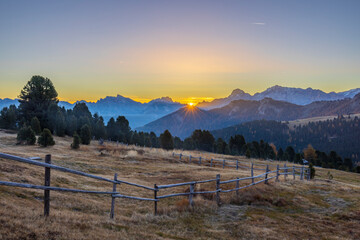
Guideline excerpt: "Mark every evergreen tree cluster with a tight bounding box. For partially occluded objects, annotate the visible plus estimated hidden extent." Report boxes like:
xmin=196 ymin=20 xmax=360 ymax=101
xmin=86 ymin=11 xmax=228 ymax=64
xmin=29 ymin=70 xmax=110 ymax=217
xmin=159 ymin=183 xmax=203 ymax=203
xmin=212 ymin=119 xmax=360 ymax=172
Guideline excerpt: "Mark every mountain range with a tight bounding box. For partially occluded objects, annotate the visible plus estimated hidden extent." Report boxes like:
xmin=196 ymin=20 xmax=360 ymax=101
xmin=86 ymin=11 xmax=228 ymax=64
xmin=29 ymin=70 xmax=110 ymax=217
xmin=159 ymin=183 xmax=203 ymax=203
xmin=1 ymin=86 xmax=360 ymax=129
xmin=137 ymin=93 xmax=360 ymax=139
xmin=196 ymin=85 xmax=360 ymax=109
xmin=0 ymin=95 xmax=184 ymax=128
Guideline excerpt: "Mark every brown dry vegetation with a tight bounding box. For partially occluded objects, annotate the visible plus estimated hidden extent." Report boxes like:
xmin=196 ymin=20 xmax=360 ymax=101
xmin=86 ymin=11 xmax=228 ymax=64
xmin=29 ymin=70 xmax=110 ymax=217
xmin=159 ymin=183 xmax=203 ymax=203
xmin=0 ymin=129 xmax=360 ymax=240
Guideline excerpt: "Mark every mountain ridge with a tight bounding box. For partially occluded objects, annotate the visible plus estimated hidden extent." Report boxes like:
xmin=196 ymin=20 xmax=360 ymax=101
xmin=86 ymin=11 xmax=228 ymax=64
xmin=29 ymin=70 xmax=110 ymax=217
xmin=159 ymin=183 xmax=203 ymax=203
xmin=196 ymin=86 xmax=360 ymax=109
xmin=138 ymin=93 xmax=360 ymax=139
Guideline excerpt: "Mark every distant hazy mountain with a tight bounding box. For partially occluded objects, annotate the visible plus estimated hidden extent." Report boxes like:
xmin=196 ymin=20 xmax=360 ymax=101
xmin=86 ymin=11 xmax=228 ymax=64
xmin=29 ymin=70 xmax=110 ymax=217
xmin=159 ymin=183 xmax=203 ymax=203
xmin=1 ymin=95 xmax=184 ymax=128
xmin=139 ymin=93 xmax=360 ymax=139
xmin=197 ymin=86 xmax=360 ymax=109
xmin=136 ymin=106 xmax=216 ymax=138
xmin=0 ymin=98 xmax=19 ymax=109
xmin=60 ymin=95 xmax=184 ymax=128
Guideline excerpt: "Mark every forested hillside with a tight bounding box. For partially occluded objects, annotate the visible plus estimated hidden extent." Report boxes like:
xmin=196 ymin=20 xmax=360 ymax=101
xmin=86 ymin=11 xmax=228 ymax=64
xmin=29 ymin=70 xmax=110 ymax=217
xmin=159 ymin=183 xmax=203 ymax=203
xmin=212 ymin=116 xmax=360 ymax=161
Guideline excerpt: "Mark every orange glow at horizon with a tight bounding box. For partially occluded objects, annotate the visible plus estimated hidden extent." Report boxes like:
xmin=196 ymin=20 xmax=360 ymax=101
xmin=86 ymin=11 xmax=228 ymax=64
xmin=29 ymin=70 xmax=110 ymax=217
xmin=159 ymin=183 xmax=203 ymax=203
xmin=58 ymin=96 xmax=213 ymax=105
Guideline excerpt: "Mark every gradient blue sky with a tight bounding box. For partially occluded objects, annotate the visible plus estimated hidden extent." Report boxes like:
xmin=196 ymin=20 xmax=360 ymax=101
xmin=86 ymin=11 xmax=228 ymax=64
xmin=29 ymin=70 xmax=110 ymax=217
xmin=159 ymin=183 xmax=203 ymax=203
xmin=0 ymin=0 xmax=359 ymax=103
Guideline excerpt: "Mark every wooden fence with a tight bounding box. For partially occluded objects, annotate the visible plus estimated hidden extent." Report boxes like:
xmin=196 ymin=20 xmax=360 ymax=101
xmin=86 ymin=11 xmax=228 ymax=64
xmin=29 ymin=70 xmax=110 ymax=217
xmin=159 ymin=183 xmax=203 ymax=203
xmin=0 ymin=152 xmax=309 ymax=219
xmin=172 ymin=152 xmax=305 ymax=175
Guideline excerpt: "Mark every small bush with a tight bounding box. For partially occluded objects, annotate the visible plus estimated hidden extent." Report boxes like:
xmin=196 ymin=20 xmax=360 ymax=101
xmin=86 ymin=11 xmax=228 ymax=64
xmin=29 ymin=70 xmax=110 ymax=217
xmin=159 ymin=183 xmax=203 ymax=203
xmin=71 ymin=133 xmax=80 ymax=149
xmin=80 ymin=124 xmax=91 ymax=145
xmin=309 ymin=163 xmax=316 ymax=179
xmin=38 ymin=128 xmax=55 ymax=147
xmin=17 ymin=126 xmax=36 ymax=145
xmin=327 ymin=171 xmax=333 ymax=180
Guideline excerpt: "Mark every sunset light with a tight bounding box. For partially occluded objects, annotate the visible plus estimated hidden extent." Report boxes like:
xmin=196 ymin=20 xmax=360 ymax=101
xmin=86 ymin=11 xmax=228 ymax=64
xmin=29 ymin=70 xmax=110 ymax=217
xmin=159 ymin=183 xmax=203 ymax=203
xmin=0 ymin=1 xmax=359 ymax=238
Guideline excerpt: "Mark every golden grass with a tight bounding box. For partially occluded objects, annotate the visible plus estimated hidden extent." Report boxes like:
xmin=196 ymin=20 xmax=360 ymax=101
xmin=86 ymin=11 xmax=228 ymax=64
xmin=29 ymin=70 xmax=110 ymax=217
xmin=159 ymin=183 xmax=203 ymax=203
xmin=0 ymin=129 xmax=359 ymax=239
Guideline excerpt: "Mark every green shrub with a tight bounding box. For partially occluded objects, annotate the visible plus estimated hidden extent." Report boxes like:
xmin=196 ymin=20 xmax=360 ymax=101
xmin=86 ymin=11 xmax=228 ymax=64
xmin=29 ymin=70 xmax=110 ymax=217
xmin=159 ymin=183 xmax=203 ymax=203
xmin=80 ymin=124 xmax=91 ymax=145
xmin=17 ymin=126 xmax=36 ymax=145
xmin=38 ymin=128 xmax=55 ymax=147
xmin=71 ymin=133 xmax=81 ymax=149
xmin=309 ymin=163 xmax=316 ymax=179
xmin=30 ymin=117 xmax=41 ymax=135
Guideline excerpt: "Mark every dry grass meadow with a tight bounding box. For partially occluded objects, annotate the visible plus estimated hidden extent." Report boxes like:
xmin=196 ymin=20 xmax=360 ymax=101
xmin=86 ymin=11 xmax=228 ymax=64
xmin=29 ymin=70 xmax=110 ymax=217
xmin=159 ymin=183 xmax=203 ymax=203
xmin=0 ymin=129 xmax=360 ymax=240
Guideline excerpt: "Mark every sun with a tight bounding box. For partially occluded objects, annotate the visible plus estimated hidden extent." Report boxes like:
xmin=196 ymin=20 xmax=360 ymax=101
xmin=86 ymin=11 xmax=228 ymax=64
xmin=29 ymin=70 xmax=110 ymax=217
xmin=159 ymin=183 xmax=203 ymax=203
xmin=188 ymin=102 xmax=194 ymax=107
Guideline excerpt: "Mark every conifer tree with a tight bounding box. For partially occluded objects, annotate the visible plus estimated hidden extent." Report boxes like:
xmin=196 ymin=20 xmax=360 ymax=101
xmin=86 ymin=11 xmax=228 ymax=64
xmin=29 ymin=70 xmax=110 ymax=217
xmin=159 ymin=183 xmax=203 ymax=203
xmin=71 ymin=133 xmax=81 ymax=149
xmin=80 ymin=124 xmax=91 ymax=145
xmin=160 ymin=130 xmax=174 ymax=150
xmin=30 ymin=117 xmax=41 ymax=134
xmin=38 ymin=128 xmax=55 ymax=147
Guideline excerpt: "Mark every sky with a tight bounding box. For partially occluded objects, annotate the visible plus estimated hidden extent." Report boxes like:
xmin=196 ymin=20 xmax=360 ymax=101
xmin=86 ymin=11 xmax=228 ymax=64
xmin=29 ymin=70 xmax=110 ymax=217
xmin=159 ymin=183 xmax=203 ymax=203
xmin=0 ymin=0 xmax=359 ymax=104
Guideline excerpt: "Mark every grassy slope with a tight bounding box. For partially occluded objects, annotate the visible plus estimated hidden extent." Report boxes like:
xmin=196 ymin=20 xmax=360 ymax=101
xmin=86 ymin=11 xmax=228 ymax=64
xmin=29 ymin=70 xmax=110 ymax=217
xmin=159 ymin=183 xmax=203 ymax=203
xmin=285 ymin=113 xmax=360 ymax=130
xmin=0 ymin=129 xmax=359 ymax=240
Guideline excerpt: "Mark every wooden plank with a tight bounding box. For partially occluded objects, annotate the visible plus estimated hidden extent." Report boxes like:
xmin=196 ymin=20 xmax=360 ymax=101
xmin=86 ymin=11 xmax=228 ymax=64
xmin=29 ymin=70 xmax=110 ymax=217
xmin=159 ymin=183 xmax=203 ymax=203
xmin=189 ymin=183 xmax=194 ymax=207
xmin=112 ymin=194 xmax=158 ymax=201
xmin=0 ymin=152 xmax=116 ymax=184
xmin=110 ymin=173 xmax=117 ymax=219
xmin=157 ymin=178 xmax=216 ymax=189
xmin=216 ymin=174 xmax=221 ymax=206
xmin=154 ymin=184 xmax=158 ymax=215
xmin=251 ymin=162 xmax=254 ymax=184
xmin=265 ymin=165 xmax=269 ymax=184
xmin=236 ymin=177 xmax=239 ymax=196
xmin=44 ymin=154 xmax=51 ymax=217
xmin=115 ymin=180 xmax=155 ymax=191
xmin=293 ymin=166 xmax=295 ymax=180
xmin=0 ymin=181 xmax=119 ymax=194
xmin=221 ymin=176 xmax=277 ymax=193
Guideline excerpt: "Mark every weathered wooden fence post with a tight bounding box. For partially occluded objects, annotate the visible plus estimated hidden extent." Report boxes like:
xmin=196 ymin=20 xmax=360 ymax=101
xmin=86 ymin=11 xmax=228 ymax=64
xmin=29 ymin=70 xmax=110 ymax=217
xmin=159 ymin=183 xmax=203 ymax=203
xmin=236 ymin=177 xmax=239 ymax=197
xmin=307 ymin=167 xmax=311 ymax=181
xmin=284 ymin=163 xmax=287 ymax=180
xmin=276 ymin=164 xmax=280 ymax=182
xmin=110 ymin=173 xmax=118 ymax=219
xmin=265 ymin=165 xmax=269 ymax=184
xmin=222 ymin=159 xmax=225 ymax=169
xmin=210 ymin=158 xmax=213 ymax=167
xmin=251 ymin=163 xmax=254 ymax=183
xmin=154 ymin=184 xmax=158 ymax=215
xmin=293 ymin=166 xmax=295 ymax=180
xmin=199 ymin=157 xmax=202 ymax=165
xmin=44 ymin=154 xmax=51 ymax=217
xmin=300 ymin=166 xmax=304 ymax=180
xmin=236 ymin=160 xmax=239 ymax=170
xmin=189 ymin=183 xmax=195 ymax=207
xmin=216 ymin=174 xmax=221 ymax=206
xmin=189 ymin=155 xmax=192 ymax=163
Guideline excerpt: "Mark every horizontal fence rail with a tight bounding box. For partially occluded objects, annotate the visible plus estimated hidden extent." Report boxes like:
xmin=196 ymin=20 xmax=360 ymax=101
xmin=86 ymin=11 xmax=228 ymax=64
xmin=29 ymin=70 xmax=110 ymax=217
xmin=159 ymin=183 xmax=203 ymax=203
xmin=0 ymin=152 xmax=310 ymax=218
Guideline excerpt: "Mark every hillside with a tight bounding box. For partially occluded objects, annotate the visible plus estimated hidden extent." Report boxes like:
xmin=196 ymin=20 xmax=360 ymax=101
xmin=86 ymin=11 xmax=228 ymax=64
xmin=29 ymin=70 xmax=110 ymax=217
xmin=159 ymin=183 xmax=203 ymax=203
xmin=139 ymin=94 xmax=360 ymax=139
xmin=212 ymin=116 xmax=360 ymax=161
xmin=136 ymin=105 xmax=217 ymax=138
xmin=0 ymin=130 xmax=360 ymax=239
